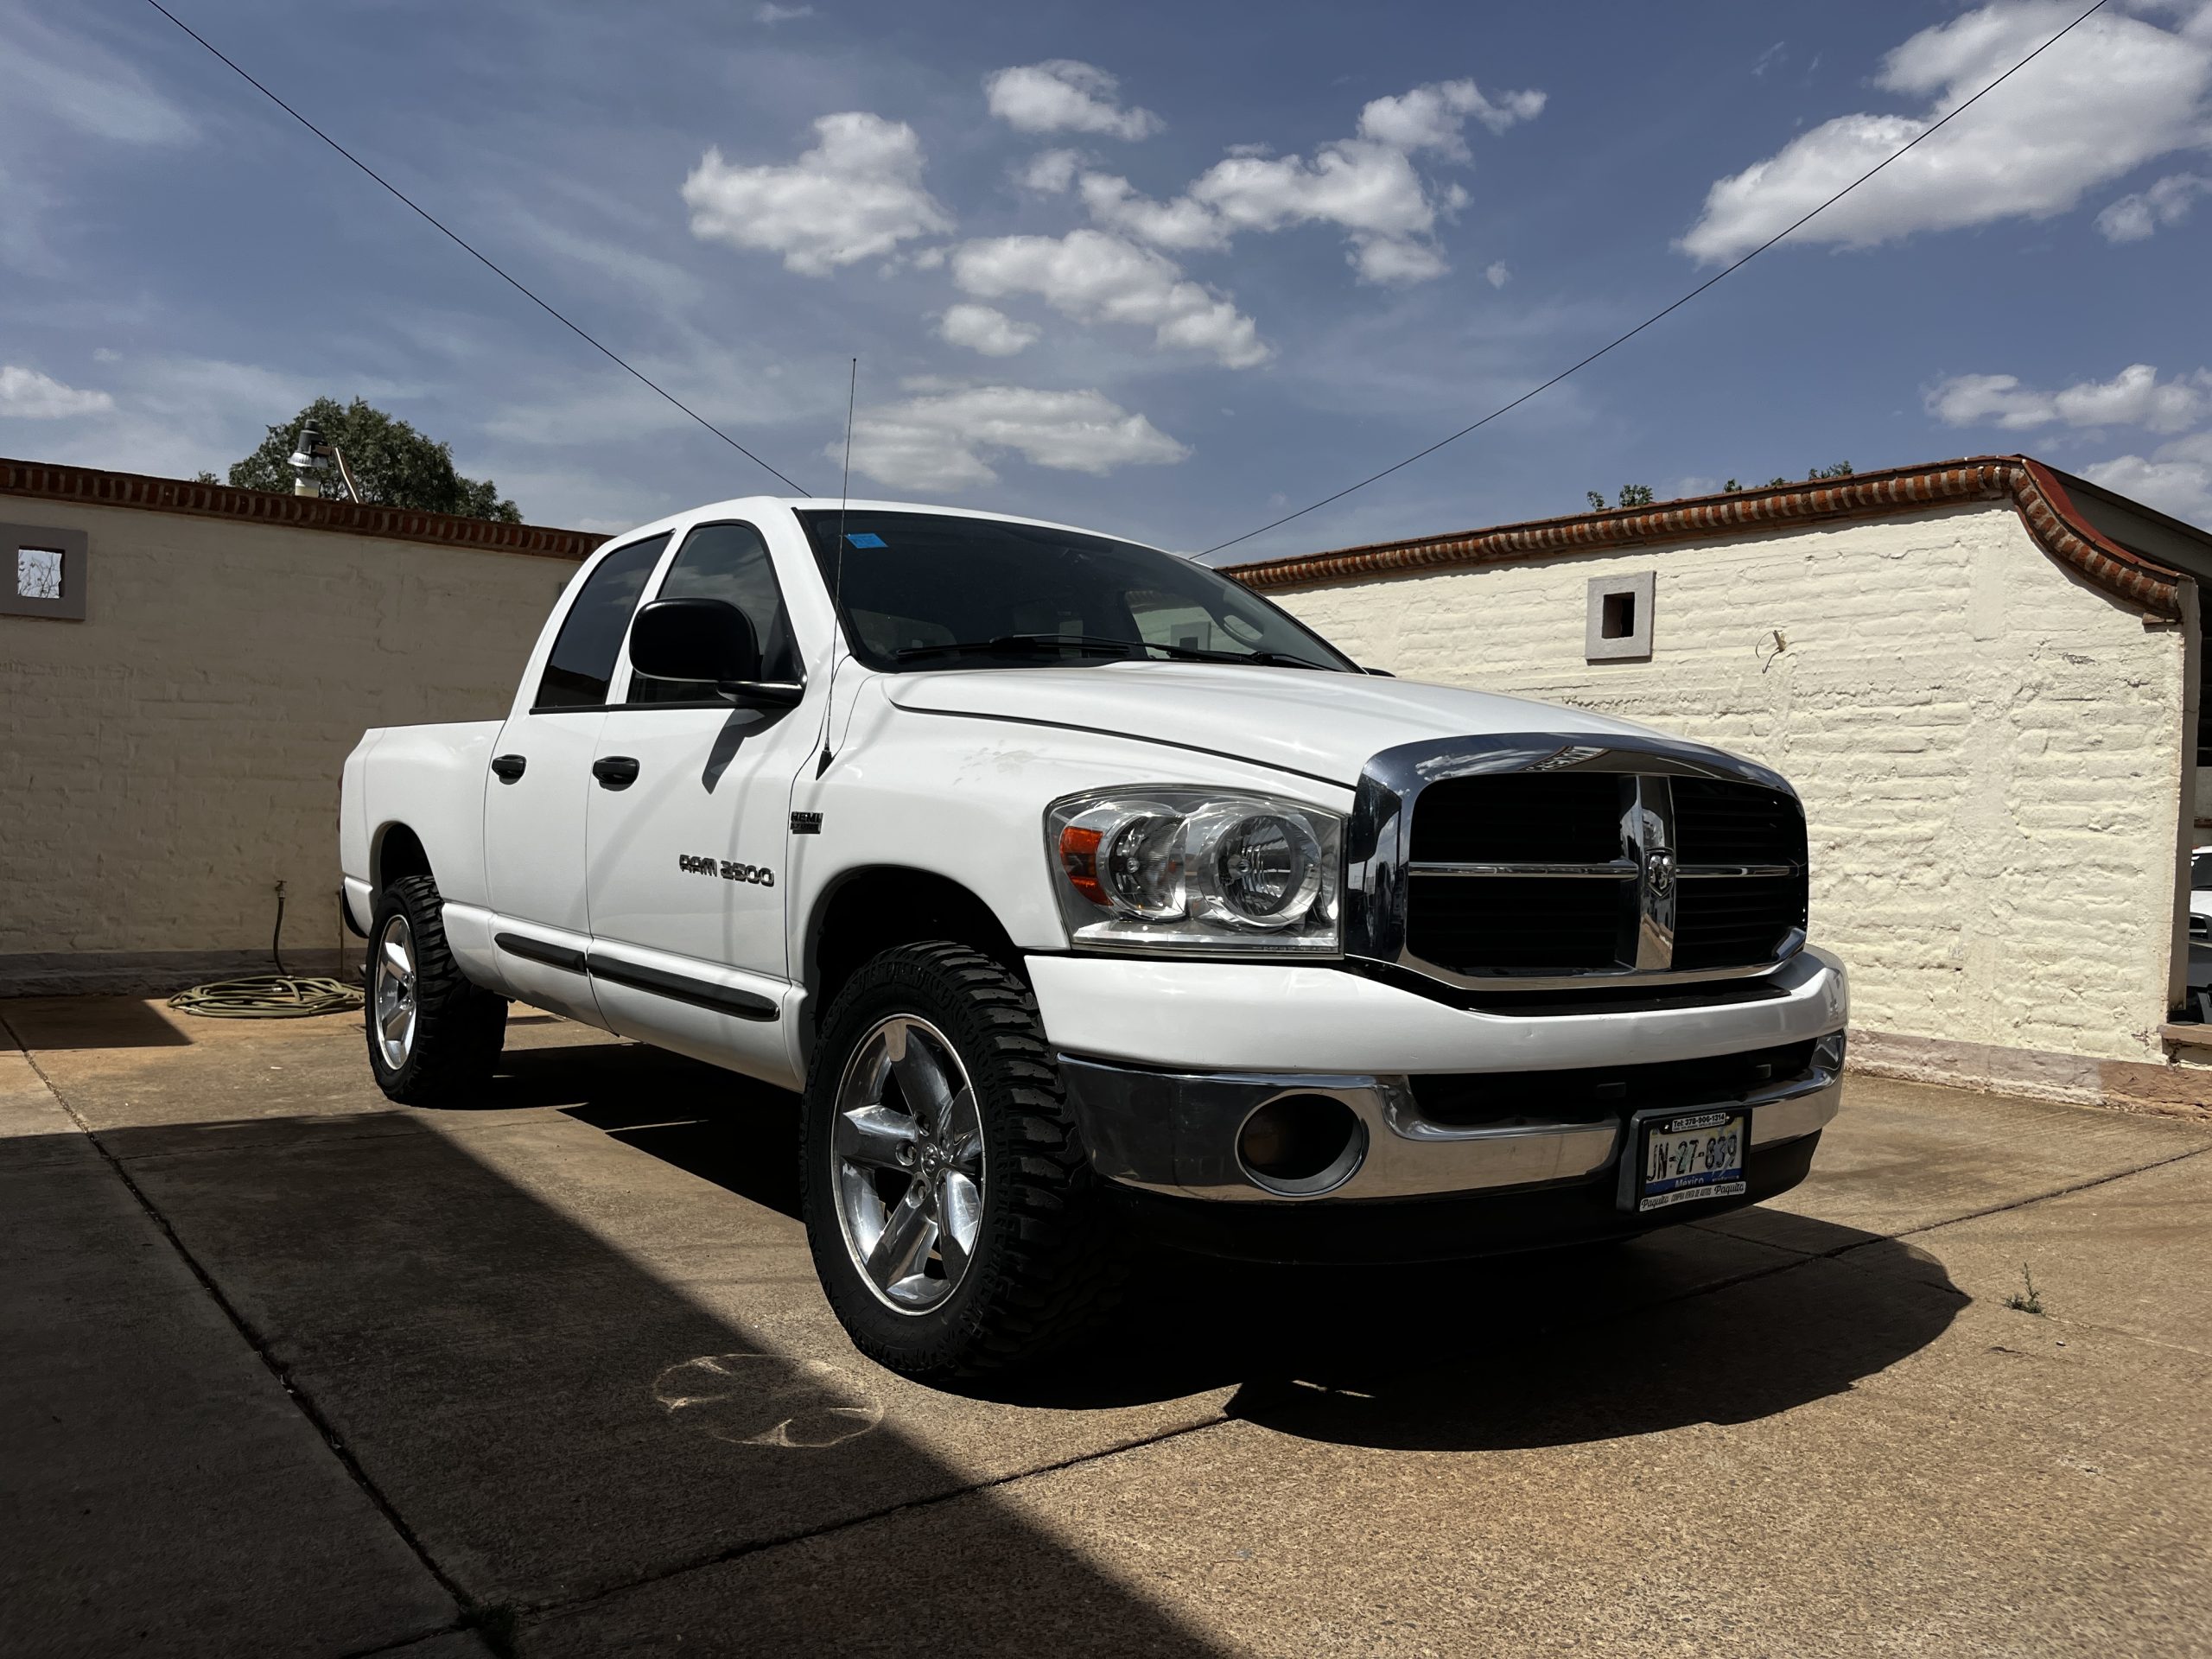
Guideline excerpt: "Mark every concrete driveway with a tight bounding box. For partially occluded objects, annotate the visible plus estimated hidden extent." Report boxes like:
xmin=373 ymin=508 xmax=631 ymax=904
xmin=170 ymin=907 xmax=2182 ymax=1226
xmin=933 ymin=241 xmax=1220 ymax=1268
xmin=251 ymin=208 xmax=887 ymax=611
xmin=3 ymin=997 xmax=2208 ymax=1657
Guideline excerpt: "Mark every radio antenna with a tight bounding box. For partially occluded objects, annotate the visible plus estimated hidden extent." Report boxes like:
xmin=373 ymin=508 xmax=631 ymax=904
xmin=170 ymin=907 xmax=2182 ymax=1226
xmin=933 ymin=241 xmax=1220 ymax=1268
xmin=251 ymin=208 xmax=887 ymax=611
xmin=817 ymin=358 xmax=858 ymax=776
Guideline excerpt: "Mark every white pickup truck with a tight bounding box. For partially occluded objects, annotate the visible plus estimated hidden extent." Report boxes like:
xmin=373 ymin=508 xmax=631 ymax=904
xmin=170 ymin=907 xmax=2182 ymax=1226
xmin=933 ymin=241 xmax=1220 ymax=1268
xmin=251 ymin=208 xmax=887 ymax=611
xmin=340 ymin=498 xmax=1847 ymax=1379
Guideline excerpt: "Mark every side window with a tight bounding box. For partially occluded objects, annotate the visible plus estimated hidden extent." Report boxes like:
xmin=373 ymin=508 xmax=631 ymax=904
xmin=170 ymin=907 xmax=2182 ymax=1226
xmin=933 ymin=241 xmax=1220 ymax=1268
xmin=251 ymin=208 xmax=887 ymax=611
xmin=626 ymin=522 xmax=800 ymax=703
xmin=532 ymin=534 xmax=671 ymax=709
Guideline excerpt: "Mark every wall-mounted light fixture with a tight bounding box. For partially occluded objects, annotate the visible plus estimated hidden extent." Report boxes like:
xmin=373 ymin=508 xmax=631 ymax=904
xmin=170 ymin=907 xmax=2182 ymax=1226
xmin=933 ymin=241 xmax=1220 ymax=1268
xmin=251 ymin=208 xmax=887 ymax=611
xmin=288 ymin=419 xmax=361 ymax=503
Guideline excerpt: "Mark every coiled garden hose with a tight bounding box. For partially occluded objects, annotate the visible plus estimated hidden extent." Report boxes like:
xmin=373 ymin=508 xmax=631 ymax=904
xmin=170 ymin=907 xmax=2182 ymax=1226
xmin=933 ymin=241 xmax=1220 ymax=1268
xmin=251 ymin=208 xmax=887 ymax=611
xmin=168 ymin=884 xmax=365 ymax=1019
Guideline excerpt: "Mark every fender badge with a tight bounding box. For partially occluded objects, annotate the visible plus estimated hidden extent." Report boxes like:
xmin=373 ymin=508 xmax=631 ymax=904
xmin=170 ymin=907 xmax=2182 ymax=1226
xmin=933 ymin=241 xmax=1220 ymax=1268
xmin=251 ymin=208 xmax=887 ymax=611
xmin=790 ymin=811 xmax=823 ymax=836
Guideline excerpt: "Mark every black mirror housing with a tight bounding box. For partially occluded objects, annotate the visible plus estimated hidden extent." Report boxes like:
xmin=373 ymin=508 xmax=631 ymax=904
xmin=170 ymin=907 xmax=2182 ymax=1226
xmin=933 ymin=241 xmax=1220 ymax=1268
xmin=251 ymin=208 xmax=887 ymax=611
xmin=629 ymin=598 xmax=762 ymax=687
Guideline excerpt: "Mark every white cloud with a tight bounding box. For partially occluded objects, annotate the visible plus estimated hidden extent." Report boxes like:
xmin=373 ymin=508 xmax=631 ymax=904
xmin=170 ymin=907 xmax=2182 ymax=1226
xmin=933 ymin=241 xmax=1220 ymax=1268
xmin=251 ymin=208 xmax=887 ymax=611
xmin=0 ymin=6 xmax=197 ymax=149
xmin=836 ymin=384 xmax=1189 ymax=490
xmin=2096 ymin=171 xmax=2212 ymax=240
xmin=0 ymin=364 xmax=114 ymax=418
xmin=985 ymin=61 xmax=1162 ymax=142
xmin=1484 ymin=260 xmax=1511 ymax=288
xmin=1014 ymin=149 xmax=1081 ymax=193
xmin=1928 ymin=363 xmax=2209 ymax=434
xmin=950 ymin=230 xmax=1270 ymax=367
xmin=1356 ymin=79 xmax=1545 ymax=154
xmin=1344 ymin=232 xmax=1451 ymax=284
xmin=753 ymin=3 xmax=813 ymax=20
xmin=0 ymin=353 xmax=355 ymax=483
xmin=1680 ymin=3 xmax=2212 ymax=263
xmin=2083 ymin=431 xmax=2212 ymax=526
xmin=1066 ymin=78 xmax=1542 ymax=285
xmin=936 ymin=303 xmax=1039 ymax=357
xmin=1078 ymin=173 xmax=1227 ymax=249
xmin=683 ymin=112 xmax=951 ymax=276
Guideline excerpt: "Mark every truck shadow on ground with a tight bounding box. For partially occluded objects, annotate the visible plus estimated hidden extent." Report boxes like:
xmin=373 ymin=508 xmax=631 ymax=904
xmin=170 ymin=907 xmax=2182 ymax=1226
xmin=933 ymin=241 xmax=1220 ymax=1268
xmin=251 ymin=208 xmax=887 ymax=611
xmin=59 ymin=1103 xmax=1228 ymax=1656
xmin=475 ymin=1040 xmax=1966 ymax=1458
xmin=1138 ymin=1233 xmax=1961 ymax=1452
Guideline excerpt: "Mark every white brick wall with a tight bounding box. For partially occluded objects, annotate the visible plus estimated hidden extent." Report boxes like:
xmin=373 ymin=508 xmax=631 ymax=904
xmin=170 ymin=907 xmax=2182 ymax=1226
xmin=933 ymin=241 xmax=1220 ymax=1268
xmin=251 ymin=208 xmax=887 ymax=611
xmin=2 ymin=500 xmax=576 ymax=972
xmin=1271 ymin=502 xmax=2189 ymax=1066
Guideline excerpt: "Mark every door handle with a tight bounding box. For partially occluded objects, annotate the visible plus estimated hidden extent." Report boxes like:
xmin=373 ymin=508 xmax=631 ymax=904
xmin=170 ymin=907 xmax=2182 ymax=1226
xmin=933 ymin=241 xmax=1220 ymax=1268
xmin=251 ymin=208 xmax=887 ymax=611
xmin=490 ymin=753 xmax=527 ymax=784
xmin=593 ymin=755 xmax=641 ymax=791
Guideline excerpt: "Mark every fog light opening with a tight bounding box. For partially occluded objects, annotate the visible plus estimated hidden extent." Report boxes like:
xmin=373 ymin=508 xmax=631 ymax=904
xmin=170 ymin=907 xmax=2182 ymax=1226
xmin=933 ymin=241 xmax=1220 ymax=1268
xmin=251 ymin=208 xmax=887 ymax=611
xmin=1236 ymin=1094 xmax=1366 ymax=1197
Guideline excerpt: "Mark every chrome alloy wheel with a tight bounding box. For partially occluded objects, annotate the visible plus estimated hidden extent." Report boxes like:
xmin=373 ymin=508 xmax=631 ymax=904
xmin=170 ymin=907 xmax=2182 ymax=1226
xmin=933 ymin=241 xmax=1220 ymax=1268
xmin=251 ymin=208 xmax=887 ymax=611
xmin=830 ymin=1014 xmax=986 ymax=1313
xmin=372 ymin=914 xmax=419 ymax=1071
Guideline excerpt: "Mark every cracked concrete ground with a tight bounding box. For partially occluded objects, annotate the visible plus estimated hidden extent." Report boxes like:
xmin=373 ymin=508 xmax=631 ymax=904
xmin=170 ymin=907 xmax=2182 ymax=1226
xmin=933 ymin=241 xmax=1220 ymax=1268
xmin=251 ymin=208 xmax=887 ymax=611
xmin=3 ymin=996 xmax=2208 ymax=1657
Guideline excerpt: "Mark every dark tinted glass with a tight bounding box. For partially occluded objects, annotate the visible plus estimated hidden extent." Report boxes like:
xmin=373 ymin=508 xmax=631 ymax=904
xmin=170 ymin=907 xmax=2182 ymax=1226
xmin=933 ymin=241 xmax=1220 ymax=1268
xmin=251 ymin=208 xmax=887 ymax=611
xmin=2194 ymin=852 xmax=2212 ymax=890
xmin=533 ymin=534 xmax=669 ymax=709
xmin=627 ymin=522 xmax=799 ymax=702
xmin=795 ymin=510 xmax=1355 ymax=673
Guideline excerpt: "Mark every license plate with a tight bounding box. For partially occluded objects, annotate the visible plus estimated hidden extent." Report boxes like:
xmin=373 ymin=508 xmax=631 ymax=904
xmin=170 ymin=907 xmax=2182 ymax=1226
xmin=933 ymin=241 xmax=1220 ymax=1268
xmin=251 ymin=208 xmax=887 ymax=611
xmin=1630 ymin=1109 xmax=1747 ymax=1212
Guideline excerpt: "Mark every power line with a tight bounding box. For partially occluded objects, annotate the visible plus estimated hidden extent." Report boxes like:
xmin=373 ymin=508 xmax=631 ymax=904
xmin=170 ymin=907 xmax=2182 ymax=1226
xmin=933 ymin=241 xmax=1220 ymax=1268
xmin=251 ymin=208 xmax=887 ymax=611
xmin=143 ymin=0 xmax=812 ymax=497
xmin=1204 ymin=0 xmax=2111 ymax=558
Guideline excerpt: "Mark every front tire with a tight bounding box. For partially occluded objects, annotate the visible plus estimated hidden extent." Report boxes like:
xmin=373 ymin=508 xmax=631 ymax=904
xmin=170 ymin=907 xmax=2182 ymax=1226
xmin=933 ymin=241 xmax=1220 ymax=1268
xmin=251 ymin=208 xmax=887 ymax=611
xmin=366 ymin=873 xmax=506 ymax=1105
xmin=800 ymin=942 xmax=1117 ymax=1382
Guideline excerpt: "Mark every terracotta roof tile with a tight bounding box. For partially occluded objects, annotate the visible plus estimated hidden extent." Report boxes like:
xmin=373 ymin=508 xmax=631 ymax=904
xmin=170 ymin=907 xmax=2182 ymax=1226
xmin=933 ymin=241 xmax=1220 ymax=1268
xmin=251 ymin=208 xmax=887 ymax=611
xmin=1222 ymin=455 xmax=2189 ymax=620
xmin=0 ymin=454 xmax=606 ymax=563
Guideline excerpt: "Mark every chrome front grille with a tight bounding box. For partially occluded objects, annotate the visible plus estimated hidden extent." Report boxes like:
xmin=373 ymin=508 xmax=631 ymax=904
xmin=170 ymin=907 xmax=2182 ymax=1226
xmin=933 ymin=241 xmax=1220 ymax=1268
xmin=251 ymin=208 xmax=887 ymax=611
xmin=1344 ymin=734 xmax=1809 ymax=989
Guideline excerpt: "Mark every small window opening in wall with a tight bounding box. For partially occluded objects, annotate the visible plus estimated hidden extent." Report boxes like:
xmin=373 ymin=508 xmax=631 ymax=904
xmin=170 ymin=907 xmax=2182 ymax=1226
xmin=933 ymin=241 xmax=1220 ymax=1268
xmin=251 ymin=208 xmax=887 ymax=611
xmin=1585 ymin=570 xmax=1655 ymax=663
xmin=2 ymin=523 xmax=89 ymax=620
xmin=16 ymin=547 xmax=63 ymax=601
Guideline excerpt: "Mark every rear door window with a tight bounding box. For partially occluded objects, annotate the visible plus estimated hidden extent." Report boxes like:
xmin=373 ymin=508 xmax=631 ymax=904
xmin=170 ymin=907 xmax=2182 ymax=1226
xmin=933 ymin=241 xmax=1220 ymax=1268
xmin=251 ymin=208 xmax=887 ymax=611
xmin=532 ymin=534 xmax=671 ymax=709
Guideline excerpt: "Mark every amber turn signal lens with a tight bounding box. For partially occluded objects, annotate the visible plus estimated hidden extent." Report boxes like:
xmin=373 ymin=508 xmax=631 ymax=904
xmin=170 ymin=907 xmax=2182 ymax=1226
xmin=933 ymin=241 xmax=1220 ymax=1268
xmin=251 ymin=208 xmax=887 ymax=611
xmin=1058 ymin=825 xmax=1107 ymax=906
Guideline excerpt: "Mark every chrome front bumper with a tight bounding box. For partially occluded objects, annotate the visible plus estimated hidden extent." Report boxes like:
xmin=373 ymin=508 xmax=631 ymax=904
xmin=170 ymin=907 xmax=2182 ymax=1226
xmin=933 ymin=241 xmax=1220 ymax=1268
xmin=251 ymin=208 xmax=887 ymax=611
xmin=1060 ymin=1033 xmax=1845 ymax=1204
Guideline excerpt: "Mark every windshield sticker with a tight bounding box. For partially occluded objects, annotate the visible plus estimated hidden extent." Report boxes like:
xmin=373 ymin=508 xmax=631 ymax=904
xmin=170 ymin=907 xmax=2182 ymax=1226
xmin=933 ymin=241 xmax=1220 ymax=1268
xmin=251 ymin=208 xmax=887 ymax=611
xmin=1220 ymin=613 xmax=1263 ymax=643
xmin=845 ymin=532 xmax=887 ymax=549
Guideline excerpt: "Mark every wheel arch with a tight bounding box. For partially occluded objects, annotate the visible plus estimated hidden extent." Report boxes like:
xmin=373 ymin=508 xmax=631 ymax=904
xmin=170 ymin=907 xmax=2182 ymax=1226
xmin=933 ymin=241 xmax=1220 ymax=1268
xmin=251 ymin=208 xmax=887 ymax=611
xmin=804 ymin=867 xmax=1027 ymax=1014
xmin=371 ymin=821 xmax=434 ymax=895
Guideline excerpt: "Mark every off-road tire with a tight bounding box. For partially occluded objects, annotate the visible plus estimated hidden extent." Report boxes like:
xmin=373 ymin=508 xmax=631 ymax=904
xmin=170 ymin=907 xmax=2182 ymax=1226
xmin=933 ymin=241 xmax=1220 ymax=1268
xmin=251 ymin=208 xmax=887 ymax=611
xmin=366 ymin=873 xmax=507 ymax=1105
xmin=801 ymin=941 xmax=1122 ymax=1382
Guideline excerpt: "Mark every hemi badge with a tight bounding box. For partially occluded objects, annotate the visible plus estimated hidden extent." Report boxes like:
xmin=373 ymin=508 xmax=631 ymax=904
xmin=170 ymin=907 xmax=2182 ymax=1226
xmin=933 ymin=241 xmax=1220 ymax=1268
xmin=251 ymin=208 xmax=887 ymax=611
xmin=790 ymin=811 xmax=824 ymax=836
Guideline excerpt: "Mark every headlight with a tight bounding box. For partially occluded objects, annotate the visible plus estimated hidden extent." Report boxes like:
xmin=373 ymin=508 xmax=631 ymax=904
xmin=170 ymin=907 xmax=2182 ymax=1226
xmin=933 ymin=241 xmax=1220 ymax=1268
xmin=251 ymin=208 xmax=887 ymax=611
xmin=1046 ymin=788 xmax=1343 ymax=954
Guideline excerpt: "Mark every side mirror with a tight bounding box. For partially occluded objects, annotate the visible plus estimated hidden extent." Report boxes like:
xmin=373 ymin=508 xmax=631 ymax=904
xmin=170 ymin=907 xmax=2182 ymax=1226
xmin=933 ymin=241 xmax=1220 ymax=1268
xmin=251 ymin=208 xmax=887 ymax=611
xmin=629 ymin=598 xmax=762 ymax=686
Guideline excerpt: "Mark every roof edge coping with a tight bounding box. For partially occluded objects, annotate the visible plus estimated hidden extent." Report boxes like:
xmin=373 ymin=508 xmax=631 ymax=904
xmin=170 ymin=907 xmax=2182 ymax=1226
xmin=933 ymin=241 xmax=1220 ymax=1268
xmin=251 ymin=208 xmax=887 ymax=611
xmin=0 ymin=454 xmax=607 ymax=563
xmin=1222 ymin=454 xmax=2193 ymax=620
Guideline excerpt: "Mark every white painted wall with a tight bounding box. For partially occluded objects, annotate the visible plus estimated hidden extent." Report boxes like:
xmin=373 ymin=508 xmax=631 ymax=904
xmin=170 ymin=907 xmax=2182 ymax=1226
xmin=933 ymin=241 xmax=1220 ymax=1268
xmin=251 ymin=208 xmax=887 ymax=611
xmin=1268 ymin=502 xmax=2189 ymax=1069
xmin=1 ymin=499 xmax=577 ymax=989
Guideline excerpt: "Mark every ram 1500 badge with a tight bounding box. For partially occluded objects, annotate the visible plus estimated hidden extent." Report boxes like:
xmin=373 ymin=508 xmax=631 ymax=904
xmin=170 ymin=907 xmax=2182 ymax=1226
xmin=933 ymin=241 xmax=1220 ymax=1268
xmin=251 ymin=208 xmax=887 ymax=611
xmin=339 ymin=499 xmax=1847 ymax=1380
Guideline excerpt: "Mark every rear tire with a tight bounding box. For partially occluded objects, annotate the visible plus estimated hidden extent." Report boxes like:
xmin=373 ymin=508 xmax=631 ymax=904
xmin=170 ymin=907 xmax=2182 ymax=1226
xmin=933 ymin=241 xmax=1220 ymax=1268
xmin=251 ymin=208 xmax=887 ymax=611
xmin=800 ymin=941 xmax=1120 ymax=1382
xmin=365 ymin=873 xmax=506 ymax=1105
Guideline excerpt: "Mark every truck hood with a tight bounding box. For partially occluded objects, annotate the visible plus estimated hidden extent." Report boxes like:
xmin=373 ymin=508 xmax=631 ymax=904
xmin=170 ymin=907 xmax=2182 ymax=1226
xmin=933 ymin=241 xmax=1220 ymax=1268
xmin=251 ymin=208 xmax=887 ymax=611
xmin=880 ymin=662 xmax=1679 ymax=787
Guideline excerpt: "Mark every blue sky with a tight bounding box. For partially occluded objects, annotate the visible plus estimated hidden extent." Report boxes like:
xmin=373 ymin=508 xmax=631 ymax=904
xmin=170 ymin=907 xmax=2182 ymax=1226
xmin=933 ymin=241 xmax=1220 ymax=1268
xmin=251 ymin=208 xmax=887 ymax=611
xmin=2 ymin=0 xmax=2209 ymax=556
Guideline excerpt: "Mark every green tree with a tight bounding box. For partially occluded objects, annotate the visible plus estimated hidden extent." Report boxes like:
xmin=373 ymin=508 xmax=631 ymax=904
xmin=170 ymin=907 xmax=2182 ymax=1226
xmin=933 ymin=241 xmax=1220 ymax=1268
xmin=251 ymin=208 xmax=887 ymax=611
xmin=226 ymin=397 xmax=522 ymax=522
xmin=1587 ymin=485 xmax=1656 ymax=511
xmin=1807 ymin=461 xmax=1854 ymax=480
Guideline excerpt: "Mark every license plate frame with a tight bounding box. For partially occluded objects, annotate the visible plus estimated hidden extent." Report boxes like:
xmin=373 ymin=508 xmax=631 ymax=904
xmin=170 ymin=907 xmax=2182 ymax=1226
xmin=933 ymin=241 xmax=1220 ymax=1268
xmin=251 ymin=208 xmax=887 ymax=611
xmin=1616 ymin=1107 xmax=1750 ymax=1214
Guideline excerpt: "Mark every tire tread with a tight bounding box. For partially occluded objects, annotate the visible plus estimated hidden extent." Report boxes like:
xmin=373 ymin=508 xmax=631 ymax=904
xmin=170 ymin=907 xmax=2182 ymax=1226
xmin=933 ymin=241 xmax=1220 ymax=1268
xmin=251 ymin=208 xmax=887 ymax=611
xmin=368 ymin=873 xmax=506 ymax=1104
xmin=802 ymin=941 xmax=1121 ymax=1378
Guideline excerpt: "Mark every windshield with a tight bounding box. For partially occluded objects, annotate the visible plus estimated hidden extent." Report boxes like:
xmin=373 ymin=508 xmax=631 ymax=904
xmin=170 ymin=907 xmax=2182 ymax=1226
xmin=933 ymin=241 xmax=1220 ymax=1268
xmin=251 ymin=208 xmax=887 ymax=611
xmin=796 ymin=509 xmax=1358 ymax=674
xmin=2195 ymin=852 xmax=2212 ymax=890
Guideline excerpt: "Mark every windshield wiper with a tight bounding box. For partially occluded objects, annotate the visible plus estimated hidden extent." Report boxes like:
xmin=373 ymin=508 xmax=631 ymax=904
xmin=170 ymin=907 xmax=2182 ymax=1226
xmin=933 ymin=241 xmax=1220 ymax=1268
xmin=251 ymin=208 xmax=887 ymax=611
xmin=1141 ymin=641 xmax=1336 ymax=671
xmin=891 ymin=633 xmax=1337 ymax=671
xmin=893 ymin=634 xmax=1140 ymax=664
